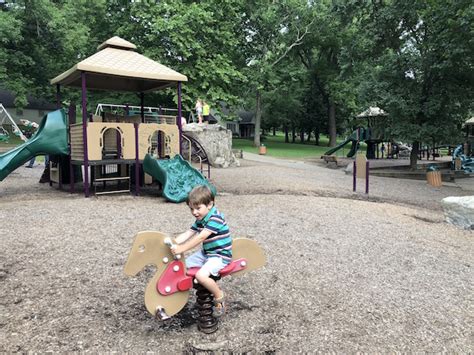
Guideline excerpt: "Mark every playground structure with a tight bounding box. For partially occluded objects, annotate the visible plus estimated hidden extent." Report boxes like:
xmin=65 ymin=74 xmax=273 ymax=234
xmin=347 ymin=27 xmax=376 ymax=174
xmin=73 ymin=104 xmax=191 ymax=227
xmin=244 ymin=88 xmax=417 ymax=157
xmin=324 ymin=107 xmax=389 ymax=159
xmin=452 ymin=145 xmax=474 ymax=173
xmin=124 ymin=230 xmax=266 ymax=333
xmin=0 ymin=36 xmax=212 ymax=199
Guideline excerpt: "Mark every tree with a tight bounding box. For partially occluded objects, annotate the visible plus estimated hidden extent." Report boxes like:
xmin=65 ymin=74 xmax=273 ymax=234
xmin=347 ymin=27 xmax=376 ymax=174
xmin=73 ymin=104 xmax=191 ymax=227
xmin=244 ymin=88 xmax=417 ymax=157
xmin=359 ymin=0 xmax=474 ymax=168
xmin=111 ymin=0 xmax=247 ymax=114
xmin=240 ymin=0 xmax=314 ymax=147
xmin=297 ymin=0 xmax=363 ymax=147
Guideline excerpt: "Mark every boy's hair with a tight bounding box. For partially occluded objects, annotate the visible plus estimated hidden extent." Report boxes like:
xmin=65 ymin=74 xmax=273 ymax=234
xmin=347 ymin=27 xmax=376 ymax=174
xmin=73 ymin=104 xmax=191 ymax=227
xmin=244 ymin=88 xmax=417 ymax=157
xmin=187 ymin=185 xmax=214 ymax=207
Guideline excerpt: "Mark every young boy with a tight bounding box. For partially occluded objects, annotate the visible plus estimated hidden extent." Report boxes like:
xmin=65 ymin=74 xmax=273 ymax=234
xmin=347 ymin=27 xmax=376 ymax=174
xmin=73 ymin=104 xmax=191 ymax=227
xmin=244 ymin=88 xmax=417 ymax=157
xmin=171 ymin=185 xmax=232 ymax=316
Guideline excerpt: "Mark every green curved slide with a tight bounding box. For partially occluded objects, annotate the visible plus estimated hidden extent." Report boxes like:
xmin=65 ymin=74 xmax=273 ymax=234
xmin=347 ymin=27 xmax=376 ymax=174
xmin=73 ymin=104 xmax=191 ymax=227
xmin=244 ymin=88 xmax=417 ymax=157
xmin=143 ymin=154 xmax=217 ymax=203
xmin=0 ymin=109 xmax=69 ymax=181
xmin=324 ymin=130 xmax=360 ymax=158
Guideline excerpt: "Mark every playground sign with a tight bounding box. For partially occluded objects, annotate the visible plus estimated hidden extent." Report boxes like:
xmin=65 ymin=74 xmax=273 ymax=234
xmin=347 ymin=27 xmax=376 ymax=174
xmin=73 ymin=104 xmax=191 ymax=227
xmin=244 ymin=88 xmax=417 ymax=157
xmin=353 ymin=153 xmax=369 ymax=194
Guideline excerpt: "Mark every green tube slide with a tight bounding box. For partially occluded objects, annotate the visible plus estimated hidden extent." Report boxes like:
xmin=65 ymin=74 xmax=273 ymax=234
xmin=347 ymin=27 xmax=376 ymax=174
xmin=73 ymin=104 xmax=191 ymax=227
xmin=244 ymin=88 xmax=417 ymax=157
xmin=0 ymin=109 xmax=69 ymax=181
xmin=143 ymin=154 xmax=217 ymax=203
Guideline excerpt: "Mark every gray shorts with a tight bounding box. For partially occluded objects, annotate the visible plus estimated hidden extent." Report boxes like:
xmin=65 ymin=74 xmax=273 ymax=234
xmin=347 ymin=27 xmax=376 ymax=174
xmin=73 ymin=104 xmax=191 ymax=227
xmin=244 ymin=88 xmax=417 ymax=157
xmin=186 ymin=250 xmax=226 ymax=276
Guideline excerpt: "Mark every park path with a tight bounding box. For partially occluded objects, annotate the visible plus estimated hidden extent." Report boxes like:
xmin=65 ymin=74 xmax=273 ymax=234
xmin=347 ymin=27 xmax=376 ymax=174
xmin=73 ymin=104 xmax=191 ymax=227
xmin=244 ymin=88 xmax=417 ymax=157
xmin=211 ymin=152 xmax=473 ymax=212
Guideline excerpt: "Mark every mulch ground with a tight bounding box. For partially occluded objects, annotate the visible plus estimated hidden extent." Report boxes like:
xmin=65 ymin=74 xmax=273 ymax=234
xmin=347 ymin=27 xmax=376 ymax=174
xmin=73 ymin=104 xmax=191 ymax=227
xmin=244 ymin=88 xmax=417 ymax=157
xmin=0 ymin=160 xmax=472 ymax=352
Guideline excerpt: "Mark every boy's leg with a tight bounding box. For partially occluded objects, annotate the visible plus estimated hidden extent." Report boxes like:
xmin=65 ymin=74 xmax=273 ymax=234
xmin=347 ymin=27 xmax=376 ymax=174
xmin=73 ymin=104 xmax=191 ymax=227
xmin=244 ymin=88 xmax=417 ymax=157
xmin=195 ymin=258 xmax=226 ymax=299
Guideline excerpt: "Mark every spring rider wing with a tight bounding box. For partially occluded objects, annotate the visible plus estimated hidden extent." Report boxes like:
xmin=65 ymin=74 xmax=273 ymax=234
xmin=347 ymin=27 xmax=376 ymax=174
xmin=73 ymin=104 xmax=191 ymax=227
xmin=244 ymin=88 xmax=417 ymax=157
xmin=124 ymin=231 xmax=190 ymax=318
xmin=124 ymin=231 xmax=266 ymax=322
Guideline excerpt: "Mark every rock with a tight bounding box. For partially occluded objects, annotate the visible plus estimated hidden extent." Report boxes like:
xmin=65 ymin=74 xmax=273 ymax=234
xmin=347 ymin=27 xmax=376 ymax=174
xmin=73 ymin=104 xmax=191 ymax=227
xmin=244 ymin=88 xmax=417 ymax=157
xmin=182 ymin=123 xmax=240 ymax=168
xmin=344 ymin=162 xmax=353 ymax=175
xmin=441 ymin=196 xmax=474 ymax=230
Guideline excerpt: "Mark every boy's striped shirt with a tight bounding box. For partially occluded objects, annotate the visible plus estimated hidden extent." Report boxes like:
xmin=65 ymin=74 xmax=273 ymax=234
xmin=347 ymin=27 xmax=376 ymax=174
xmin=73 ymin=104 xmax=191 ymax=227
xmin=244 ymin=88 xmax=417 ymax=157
xmin=191 ymin=206 xmax=232 ymax=264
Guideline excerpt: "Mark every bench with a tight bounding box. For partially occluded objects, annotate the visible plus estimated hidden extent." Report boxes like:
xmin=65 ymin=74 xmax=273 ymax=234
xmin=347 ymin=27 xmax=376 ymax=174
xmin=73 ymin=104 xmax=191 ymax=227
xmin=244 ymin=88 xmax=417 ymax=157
xmin=322 ymin=155 xmax=338 ymax=165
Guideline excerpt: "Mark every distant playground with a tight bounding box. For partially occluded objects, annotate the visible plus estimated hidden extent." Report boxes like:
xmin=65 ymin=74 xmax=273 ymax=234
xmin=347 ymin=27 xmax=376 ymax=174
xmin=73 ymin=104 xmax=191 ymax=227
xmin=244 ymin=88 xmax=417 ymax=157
xmin=322 ymin=106 xmax=472 ymax=180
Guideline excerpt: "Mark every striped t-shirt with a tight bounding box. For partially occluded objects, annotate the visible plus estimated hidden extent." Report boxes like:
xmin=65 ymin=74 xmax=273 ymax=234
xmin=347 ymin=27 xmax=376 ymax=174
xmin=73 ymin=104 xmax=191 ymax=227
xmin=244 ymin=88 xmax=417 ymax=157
xmin=191 ymin=206 xmax=232 ymax=264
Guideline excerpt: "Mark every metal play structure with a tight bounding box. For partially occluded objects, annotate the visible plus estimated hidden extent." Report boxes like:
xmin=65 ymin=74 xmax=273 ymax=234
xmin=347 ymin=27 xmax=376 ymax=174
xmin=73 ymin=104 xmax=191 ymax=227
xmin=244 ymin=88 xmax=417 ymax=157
xmin=324 ymin=107 xmax=389 ymax=159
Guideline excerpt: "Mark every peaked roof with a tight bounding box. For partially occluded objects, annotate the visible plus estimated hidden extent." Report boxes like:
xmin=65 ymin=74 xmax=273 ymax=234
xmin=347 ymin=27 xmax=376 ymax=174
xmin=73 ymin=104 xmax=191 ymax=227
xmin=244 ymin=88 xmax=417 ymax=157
xmin=97 ymin=36 xmax=136 ymax=51
xmin=50 ymin=36 xmax=187 ymax=92
xmin=357 ymin=106 xmax=388 ymax=118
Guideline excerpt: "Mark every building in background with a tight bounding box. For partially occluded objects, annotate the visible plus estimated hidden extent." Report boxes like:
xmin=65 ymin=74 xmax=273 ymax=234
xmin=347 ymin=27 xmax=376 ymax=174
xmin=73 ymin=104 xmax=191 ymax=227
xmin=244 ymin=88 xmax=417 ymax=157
xmin=0 ymin=88 xmax=57 ymax=124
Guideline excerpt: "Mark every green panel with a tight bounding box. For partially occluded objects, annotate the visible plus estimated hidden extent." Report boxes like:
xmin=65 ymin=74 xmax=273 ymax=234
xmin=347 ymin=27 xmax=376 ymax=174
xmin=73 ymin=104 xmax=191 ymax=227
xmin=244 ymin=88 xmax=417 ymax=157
xmin=143 ymin=154 xmax=217 ymax=203
xmin=0 ymin=109 xmax=69 ymax=181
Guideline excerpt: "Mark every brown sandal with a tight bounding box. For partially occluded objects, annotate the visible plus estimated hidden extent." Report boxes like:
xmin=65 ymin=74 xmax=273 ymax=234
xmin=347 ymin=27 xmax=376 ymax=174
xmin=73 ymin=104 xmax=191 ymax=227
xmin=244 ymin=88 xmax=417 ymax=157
xmin=213 ymin=293 xmax=226 ymax=317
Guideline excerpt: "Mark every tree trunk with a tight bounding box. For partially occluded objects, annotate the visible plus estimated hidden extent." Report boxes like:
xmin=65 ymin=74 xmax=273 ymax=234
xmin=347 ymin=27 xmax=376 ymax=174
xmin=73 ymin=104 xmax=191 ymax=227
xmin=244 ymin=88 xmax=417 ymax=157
xmin=284 ymin=125 xmax=289 ymax=143
xmin=328 ymin=99 xmax=337 ymax=147
xmin=410 ymin=141 xmax=419 ymax=170
xmin=272 ymin=127 xmax=276 ymax=136
xmin=292 ymin=125 xmax=296 ymax=143
xmin=253 ymin=90 xmax=262 ymax=147
xmin=300 ymin=130 xmax=305 ymax=143
xmin=314 ymin=127 xmax=320 ymax=145
xmin=306 ymin=129 xmax=311 ymax=142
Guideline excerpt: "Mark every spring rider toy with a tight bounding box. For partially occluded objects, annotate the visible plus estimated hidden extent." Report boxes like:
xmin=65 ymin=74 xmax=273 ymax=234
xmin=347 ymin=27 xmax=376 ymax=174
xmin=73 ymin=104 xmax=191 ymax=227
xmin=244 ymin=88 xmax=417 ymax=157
xmin=124 ymin=231 xmax=266 ymax=333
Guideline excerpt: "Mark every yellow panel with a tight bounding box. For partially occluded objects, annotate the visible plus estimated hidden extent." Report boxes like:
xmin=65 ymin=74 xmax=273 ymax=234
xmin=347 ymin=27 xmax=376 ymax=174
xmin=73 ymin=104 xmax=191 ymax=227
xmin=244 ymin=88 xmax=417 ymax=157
xmin=138 ymin=123 xmax=179 ymax=160
xmin=86 ymin=122 xmax=136 ymax=160
xmin=356 ymin=154 xmax=367 ymax=179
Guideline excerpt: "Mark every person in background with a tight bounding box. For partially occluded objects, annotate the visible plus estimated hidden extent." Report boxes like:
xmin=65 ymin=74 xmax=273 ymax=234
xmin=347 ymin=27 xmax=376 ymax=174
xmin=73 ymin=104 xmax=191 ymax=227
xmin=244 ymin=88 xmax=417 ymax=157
xmin=202 ymin=101 xmax=210 ymax=123
xmin=24 ymin=130 xmax=35 ymax=168
xmin=195 ymin=99 xmax=203 ymax=124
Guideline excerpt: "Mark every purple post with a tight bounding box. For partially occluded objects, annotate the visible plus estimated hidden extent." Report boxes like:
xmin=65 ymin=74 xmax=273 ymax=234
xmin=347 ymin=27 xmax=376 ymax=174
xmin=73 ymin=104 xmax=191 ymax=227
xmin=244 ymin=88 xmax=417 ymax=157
xmin=81 ymin=72 xmax=90 ymax=197
xmin=134 ymin=123 xmax=140 ymax=196
xmin=56 ymin=84 xmax=61 ymax=109
xmin=353 ymin=161 xmax=356 ymax=192
xmin=54 ymin=84 xmax=62 ymax=189
xmin=140 ymin=93 xmax=145 ymax=123
xmin=177 ymin=82 xmax=182 ymax=155
xmin=69 ymin=102 xmax=76 ymax=193
xmin=365 ymin=161 xmax=369 ymax=194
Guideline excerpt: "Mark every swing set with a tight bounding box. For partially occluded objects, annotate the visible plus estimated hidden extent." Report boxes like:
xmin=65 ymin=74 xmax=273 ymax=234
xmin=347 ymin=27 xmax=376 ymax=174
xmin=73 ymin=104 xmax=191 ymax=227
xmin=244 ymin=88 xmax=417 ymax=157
xmin=0 ymin=103 xmax=27 ymax=142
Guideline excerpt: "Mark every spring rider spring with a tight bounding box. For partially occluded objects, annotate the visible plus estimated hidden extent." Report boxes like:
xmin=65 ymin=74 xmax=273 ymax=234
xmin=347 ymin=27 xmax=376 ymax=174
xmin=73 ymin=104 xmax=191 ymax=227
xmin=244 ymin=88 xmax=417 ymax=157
xmin=124 ymin=231 xmax=266 ymax=333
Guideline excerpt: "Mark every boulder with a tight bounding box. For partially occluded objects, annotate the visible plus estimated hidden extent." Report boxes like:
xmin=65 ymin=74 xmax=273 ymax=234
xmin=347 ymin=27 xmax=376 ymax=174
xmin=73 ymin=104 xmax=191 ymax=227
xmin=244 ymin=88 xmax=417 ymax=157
xmin=344 ymin=162 xmax=353 ymax=175
xmin=182 ymin=123 xmax=240 ymax=168
xmin=441 ymin=196 xmax=474 ymax=230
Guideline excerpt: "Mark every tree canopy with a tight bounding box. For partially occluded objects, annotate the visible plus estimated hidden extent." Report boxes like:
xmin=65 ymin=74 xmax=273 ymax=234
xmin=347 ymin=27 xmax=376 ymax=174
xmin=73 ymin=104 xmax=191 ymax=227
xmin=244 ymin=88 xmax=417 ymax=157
xmin=1 ymin=0 xmax=473 ymax=165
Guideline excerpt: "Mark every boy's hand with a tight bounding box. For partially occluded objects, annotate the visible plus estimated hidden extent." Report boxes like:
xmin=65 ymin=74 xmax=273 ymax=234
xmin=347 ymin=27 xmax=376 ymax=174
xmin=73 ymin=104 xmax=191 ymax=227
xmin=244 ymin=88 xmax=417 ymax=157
xmin=171 ymin=245 xmax=184 ymax=255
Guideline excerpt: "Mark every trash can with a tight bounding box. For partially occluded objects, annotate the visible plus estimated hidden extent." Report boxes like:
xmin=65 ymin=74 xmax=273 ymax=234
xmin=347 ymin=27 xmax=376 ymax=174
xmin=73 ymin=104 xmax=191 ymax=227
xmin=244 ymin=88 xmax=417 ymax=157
xmin=259 ymin=144 xmax=267 ymax=155
xmin=426 ymin=164 xmax=442 ymax=187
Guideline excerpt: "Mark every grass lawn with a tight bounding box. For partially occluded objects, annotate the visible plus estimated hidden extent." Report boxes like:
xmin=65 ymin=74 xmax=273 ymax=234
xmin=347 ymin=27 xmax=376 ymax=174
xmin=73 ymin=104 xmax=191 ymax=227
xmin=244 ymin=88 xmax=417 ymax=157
xmin=0 ymin=135 xmax=46 ymax=162
xmin=232 ymin=133 xmax=366 ymax=159
xmin=0 ymin=134 xmax=24 ymax=148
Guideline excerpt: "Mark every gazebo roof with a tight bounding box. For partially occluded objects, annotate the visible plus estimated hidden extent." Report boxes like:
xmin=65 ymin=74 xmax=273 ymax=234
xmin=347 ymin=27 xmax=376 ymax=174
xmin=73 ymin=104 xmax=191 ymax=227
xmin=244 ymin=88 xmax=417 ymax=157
xmin=50 ymin=36 xmax=187 ymax=92
xmin=465 ymin=117 xmax=474 ymax=125
xmin=357 ymin=106 xmax=388 ymax=118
